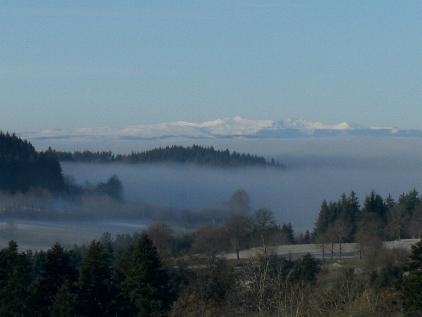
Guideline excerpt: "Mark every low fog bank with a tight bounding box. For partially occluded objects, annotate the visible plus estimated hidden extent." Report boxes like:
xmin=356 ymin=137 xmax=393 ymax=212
xmin=5 ymin=136 xmax=422 ymax=248
xmin=31 ymin=135 xmax=422 ymax=161
xmin=62 ymin=159 xmax=422 ymax=232
xmin=0 ymin=184 xmax=250 ymax=249
xmin=56 ymin=137 xmax=422 ymax=231
xmin=33 ymin=134 xmax=422 ymax=171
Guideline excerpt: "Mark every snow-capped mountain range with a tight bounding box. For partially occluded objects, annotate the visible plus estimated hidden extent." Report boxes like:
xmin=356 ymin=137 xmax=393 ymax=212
xmin=22 ymin=117 xmax=422 ymax=140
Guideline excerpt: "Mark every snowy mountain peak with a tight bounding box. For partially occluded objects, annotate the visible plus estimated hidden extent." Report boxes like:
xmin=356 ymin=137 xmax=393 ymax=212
xmin=276 ymin=118 xmax=361 ymax=131
xmin=22 ymin=117 xmax=419 ymax=141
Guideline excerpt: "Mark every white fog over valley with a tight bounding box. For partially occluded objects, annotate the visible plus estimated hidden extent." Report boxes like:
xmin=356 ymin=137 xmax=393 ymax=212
xmin=43 ymin=138 xmax=422 ymax=221
xmin=3 ymin=136 xmax=422 ymax=249
xmin=2 ymin=1 xmax=422 ymax=314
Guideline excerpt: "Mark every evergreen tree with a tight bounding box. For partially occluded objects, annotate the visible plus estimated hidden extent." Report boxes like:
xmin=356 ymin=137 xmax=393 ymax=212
xmin=314 ymin=200 xmax=334 ymax=238
xmin=49 ymin=282 xmax=78 ymax=317
xmin=385 ymin=193 xmax=396 ymax=209
xmin=54 ymin=145 xmax=281 ymax=168
xmin=280 ymin=223 xmax=295 ymax=244
xmin=403 ymin=239 xmax=422 ymax=314
xmin=293 ymin=254 xmax=320 ymax=284
xmin=314 ymin=192 xmax=359 ymax=242
xmin=0 ymin=241 xmax=33 ymax=317
xmin=32 ymin=243 xmax=78 ymax=317
xmin=399 ymin=189 xmax=420 ymax=214
xmin=362 ymin=191 xmax=388 ymax=222
xmin=303 ymin=230 xmax=311 ymax=244
xmin=144 ymin=223 xmax=175 ymax=258
xmin=341 ymin=191 xmax=360 ymax=240
xmin=118 ymin=234 xmax=172 ymax=316
xmin=78 ymin=240 xmax=116 ymax=317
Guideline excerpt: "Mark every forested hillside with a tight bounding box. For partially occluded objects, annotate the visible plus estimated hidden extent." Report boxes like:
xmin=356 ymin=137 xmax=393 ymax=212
xmin=53 ymin=145 xmax=282 ymax=167
xmin=0 ymin=132 xmax=65 ymax=192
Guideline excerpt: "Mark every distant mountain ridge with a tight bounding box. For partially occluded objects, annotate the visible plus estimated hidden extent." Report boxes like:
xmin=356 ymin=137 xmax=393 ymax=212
xmin=21 ymin=117 xmax=422 ymax=140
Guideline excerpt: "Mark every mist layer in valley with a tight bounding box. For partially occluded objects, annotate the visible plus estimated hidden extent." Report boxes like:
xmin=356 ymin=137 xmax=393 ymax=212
xmin=4 ymin=136 xmax=422 ymax=249
xmin=60 ymin=137 xmax=422 ymax=227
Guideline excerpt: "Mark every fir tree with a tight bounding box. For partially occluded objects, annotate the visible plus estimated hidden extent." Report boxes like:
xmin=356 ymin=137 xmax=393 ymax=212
xmin=78 ymin=241 xmax=116 ymax=317
xmin=0 ymin=241 xmax=33 ymax=317
xmin=403 ymin=239 xmax=422 ymax=314
xmin=32 ymin=243 xmax=78 ymax=317
xmin=49 ymin=282 xmax=78 ymax=317
xmin=118 ymin=234 xmax=172 ymax=316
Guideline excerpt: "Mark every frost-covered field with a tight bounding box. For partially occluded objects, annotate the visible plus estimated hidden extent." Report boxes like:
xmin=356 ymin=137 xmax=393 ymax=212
xmin=222 ymin=239 xmax=419 ymax=260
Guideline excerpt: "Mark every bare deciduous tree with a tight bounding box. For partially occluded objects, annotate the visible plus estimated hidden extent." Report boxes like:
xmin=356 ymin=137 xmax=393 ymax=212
xmin=224 ymin=214 xmax=253 ymax=261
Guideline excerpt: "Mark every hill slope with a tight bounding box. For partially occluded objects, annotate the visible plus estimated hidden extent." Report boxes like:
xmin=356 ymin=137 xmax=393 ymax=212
xmin=0 ymin=132 xmax=65 ymax=192
xmin=53 ymin=145 xmax=282 ymax=168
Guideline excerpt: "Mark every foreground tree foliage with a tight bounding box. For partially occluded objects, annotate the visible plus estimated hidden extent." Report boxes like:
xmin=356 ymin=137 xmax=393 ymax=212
xmin=32 ymin=243 xmax=78 ymax=317
xmin=3 ymin=188 xmax=422 ymax=316
xmin=402 ymin=240 xmax=422 ymax=315
xmin=117 ymin=234 xmax=173 ymax=316
xmin=0 ymin=241 xmax=32 ymax=317
xmin=0 ymin=234 xmax=417 ymax=316
xmin=78 ymin=240 xmax=116 ymax=316
xmin=49 ymin=282 xmax=78 ymax=317
xmin=171 ymin=258 xmax=236 ymax=317
xmin=0 ymin=235 xmax=179 ymax=317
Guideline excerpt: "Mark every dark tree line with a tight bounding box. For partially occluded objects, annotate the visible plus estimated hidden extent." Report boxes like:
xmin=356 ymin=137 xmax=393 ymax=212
xmin=313 ymin=189 xmax=422 ymax=246
xmin=0 ymin=132 xmax=65 ymax=193
xmin=0 ymin=234 xmax=178 ymax=317
xmin=0 ymin=131 xmax=127 ymax=202
xmin=53 ymin=145 xmax=282 ymax=168
xmin=0 ymin=234 xmax=322 ymax=317
xmin=2 ymin=217 xmax=422 ymax=316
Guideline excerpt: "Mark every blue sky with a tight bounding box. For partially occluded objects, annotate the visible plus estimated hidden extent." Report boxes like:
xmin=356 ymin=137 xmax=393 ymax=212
xmin=0 ymin=0 xmax=421 ymax=131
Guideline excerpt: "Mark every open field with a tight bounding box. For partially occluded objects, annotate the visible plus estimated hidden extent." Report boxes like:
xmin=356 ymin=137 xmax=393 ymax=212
xmin=0 ymin=220 xmax=149 ymax=250
xmin=222 ymin=239 xmax=419 ymax=260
